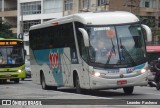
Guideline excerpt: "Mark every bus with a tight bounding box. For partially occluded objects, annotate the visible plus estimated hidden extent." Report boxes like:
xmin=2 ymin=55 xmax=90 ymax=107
xmin=0 ymin=38 xmax=26 ymax=83
xmin=29 ymin=11 xmax=152 ymax=94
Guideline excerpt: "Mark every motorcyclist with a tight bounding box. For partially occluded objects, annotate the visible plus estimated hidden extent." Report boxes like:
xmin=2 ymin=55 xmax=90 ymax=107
xmin=154 ymin=58 xmax=160 ymax=85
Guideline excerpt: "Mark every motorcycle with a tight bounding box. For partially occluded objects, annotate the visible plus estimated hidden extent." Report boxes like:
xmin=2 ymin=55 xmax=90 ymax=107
xmin=155 ymin=76 xmax=160 ymax=90
xmin=148 ymin=60 xmax=160 ymax=90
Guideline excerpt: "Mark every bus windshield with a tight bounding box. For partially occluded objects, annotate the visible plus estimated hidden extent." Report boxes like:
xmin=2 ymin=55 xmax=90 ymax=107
xmin=88 ymin=24 xmax=146 ymax=67
xmin=0 ymin=46 xmax=24 ymax=66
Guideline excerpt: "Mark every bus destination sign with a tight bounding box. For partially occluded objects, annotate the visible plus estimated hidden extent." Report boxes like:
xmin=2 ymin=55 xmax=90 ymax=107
xmin=0 ymin=41 xmax=18 ymax=46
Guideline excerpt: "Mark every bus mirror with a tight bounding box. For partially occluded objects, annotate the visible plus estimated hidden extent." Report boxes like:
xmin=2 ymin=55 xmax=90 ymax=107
xmin=78 ymin=28 xmax=89 ymax=47
xmin=141 ymin=24 xmax=152 ymax=42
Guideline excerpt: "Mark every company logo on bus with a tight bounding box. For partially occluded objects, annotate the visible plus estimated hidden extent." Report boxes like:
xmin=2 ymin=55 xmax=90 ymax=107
xmin=49 ymin=51 xmax=60 ymax=72
xmin=127 ymin=68 xmax=134 ymax=72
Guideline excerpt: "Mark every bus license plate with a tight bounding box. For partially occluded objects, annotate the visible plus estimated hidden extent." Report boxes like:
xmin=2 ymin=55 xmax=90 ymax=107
xmin=117 ymin=80 xmax=127 ymax=85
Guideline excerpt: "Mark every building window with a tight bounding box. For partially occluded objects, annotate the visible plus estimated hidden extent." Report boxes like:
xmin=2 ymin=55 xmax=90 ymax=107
xmin=97 ymin=0 xmax=108 ymax=6
xmin=83 ymin=0 xmax=89 ymax=9
xmin=43 ymin=0 xmax=62 ymax=13
xmin=140 ymin=0 xmax=156 ymax=8
xmin=23 ymin=20 xmax=41 ymax=33
xmin=144 ymin=1 xmax=149 ymax=8
xmin=64 ymin=0 xmax=73 ymax=11
xmin=21 ymin=1 xmax=41 ymax=15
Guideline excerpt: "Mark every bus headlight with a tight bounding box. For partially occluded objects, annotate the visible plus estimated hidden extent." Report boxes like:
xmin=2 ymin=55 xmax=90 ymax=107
xmin=141 ymin=68 xmax=147 ymax=74
xmin=18 ymin=69 xmax=22 ymax=73
xmin=94 ymin=72 xmax=101 ymax=77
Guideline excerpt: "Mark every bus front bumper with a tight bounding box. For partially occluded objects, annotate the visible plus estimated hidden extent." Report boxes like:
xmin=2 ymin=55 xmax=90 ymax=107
xmin=0 ymin=71 xmax=26 ymax=80
xmin=90 ymin=73 xmax=148 ymax=90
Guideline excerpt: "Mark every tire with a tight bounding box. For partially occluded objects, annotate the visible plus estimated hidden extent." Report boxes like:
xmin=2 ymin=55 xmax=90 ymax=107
xmin=3 ymin=79 xmax=7 ymax=83
xmin=14 ymin=79 xmax=19 ymax=83
xmin=0 ymin=79 xmax=7 ymax=84
xmin=156 ymin=83 xmax=160 ymax=90
xmin=75 ymin=74 xmax=82 ymax=94
xmin=51 ymin=86 xmax=57 ymax=90
xmin=123 ymin=86 xmax=134 ymax=94
xmin=41 ymin=72 xmax=57 ymax=90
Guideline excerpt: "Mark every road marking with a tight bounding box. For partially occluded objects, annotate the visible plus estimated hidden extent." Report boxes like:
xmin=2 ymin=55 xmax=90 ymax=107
xmin=143 ymin=93 xmax=160 ymax=96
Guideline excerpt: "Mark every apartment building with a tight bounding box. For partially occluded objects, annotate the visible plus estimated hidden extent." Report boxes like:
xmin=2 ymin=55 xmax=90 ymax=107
xmin=63 ymin=0 xmax=110 ymax=16
xmin=0 ymin=0 xmax=159 ymax=57
xmin=63 ymin=0 xmax=160 ymax=26
xmin=17 ymin=0 xmax=63 ymax=58
xmin=0 ymin=0 xmax=17 ymax=34
xmin=63 ymin=0 xmax=160 ymax=42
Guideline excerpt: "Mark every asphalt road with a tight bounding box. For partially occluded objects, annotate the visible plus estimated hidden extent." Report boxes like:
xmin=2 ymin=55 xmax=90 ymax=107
xmin=0 ymin=78 xmax=160 ymax=108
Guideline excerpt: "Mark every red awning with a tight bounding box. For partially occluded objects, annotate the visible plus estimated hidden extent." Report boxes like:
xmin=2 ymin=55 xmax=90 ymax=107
xmin=146 ymin=46 xmax=160 ymax=52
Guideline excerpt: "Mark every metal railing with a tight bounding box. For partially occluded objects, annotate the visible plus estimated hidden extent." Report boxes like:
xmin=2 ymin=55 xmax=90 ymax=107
xmin=4 ymin=7 xmax=17 ymax=11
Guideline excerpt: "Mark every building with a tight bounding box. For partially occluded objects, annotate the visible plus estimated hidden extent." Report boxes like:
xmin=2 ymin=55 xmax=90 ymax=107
xmin=0 ymin=0 xmax=17 ymax=34
xmin=63 ymin=0 xmax=160 ymax=26
xmin=1 ymin=0 xmax=160 ymax=59
xmin=17 ymin=0 xmax=63 ymax=59
xmin=63 ymin=0 xmax=110 ymax=16
xmin=63 ymin=0 xmax=160 ymax=43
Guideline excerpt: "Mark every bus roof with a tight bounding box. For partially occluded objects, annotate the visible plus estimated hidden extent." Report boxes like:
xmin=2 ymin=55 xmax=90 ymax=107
xmin=30 ymin=11 xmax=139 ymax=30
xmin=146 ymin=46 xmax=160 ymax=52
xmin=0 ymin=38 xmax=23 ymax=42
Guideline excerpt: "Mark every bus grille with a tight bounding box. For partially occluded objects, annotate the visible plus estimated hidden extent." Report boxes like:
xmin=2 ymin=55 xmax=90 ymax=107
xmin=0 ymin=71 xmax=17 ymax=72
xmin=0 ymin=74 xmax=18 ymax=78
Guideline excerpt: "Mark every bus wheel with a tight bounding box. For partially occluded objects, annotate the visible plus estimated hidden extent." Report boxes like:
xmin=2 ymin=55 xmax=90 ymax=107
xmin=156 ymin=83 xmax=160 ymax=90
xmin=51 ymin=86 xmax=57 ymax=90
xmin=123 ymin=86 xmax=134 ymax=94
xmin=75 ymin=74 xmax=82 ymax=94
xmin=41 ymin=73 xmax=49 ymax=90
xmin=0 ymin=79 xmax=7 ymax=84
xmin=3 ymin=79 xmax=7 ymax=83
xmin=14 ymin=79 xmax=19 ymax=83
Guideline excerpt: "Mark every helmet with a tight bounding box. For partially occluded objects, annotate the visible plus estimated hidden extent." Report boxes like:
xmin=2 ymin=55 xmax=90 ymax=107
xmin=158 ymin=58 xmax=160 ymax=62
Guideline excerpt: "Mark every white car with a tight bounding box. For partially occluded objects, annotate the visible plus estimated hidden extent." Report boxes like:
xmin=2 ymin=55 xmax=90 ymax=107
xmin=25 ymin=60 xmax=31 ymax=78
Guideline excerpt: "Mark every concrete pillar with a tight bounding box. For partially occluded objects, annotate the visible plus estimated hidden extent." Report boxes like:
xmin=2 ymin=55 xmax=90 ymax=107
xmin=2 ymin=0 xmax=4 ymax=11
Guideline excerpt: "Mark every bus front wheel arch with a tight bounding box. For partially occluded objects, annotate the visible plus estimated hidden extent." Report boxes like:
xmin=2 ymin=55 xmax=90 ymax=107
xmin=73 ymin=71 xmax=82 ymax=94
xmin=40 ymin=71 xmax=49 ymax=90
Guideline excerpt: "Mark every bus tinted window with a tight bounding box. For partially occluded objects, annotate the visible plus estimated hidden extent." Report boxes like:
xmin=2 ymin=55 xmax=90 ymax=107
xmin=29 ymin=23 xmax=76 ymax=50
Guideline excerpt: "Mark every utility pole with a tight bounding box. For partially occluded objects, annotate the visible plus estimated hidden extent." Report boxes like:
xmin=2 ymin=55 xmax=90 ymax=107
xmin=18 ymin=4 xmax=24 ymax=39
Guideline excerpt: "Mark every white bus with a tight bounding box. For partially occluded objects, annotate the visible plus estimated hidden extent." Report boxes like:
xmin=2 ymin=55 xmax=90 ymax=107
xmin=29 ymin=11 xmax=152 ymax=94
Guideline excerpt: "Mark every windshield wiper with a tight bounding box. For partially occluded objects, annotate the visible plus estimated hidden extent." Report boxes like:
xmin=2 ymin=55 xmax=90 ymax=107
xmin=119 ymin=38 xmax=137 ymax=65
xmin=106 ymin=38 xmax=116 ymax=64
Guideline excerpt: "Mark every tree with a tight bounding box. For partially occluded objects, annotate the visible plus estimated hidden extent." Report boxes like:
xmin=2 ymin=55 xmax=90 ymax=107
xmin=0 ymin=19 xmax=16 ymax=39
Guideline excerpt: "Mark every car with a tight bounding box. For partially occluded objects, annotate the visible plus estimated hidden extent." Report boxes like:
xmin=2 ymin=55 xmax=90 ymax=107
xmin=25 ymin=60 xmax=31 ymax=78
xmin=26 ymin=66 xmax=31 ymax=78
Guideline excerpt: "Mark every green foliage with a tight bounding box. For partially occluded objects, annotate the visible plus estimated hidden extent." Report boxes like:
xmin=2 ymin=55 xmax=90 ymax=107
xmin=138 ymin=16 xmax=156 ymax=28
xmin=0 ymin=19 xmax=16 ymax=39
